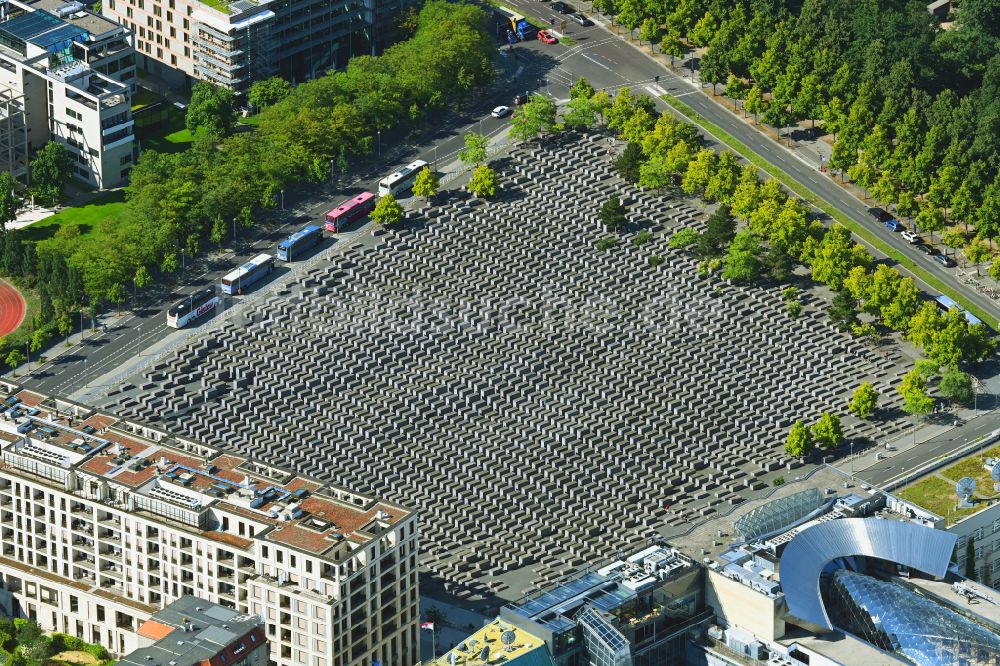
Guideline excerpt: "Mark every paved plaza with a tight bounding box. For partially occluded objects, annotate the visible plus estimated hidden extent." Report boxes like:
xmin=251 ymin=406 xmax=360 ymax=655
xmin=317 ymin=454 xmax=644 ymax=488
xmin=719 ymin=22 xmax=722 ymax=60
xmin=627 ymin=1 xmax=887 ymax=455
xmin=107 ymin=132 xmax=917 ymax=601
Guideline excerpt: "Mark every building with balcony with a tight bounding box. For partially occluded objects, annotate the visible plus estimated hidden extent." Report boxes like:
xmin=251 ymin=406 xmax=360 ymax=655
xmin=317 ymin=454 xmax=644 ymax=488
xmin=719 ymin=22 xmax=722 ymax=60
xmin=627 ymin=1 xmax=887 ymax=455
xmin=100 ymin=0 xmax=412 ymax=94
xmin=120 ymin=595 xmax=269 ymax=666
xmin=0 ymin=382 xmax=419 ymax=666
xmin=0 ymin=0 xmax=135 ymax=187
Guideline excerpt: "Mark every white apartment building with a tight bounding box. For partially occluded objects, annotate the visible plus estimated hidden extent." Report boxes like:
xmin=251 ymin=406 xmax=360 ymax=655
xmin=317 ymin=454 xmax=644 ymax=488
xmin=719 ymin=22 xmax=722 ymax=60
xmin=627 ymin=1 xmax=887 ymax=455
xmin=0 ymin=0 xmax=136 ymax=188
xmin=0 ymin=382 xmax=419 ymax=666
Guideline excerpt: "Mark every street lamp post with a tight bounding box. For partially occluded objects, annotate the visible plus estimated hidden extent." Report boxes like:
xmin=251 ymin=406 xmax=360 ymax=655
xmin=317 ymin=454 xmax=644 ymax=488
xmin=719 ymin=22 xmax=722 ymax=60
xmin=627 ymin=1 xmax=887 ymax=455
xmin=232 ymin=217 xmax=237 ymax=246
xmin=280 ymin=189 xmax=285 ymax=210
xmin=330 ymin=159 xmax=336 ymax=184
xmin=433 ymin=145 xmax=438 ymax=169
xmin=181 ymin=248 xmax=186 ymax=273
xmin=79 ymin=310 xmax=84 ymax=341
xmin=850 ymin=441 xmax=854 ymax=475
xmin=377 ymin=130 xmax=381 ymax=157
xmin=24 ymin=341 xmax=29 ymax=372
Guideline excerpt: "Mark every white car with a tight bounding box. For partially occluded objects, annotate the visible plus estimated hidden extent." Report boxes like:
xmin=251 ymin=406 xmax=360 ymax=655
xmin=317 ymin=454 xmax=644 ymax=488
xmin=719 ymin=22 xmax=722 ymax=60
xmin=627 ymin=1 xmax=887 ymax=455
xmin=491 ymin=105 xmax=511 ymax=118
xmin=901 ymin=231 xmax=920 ymax=244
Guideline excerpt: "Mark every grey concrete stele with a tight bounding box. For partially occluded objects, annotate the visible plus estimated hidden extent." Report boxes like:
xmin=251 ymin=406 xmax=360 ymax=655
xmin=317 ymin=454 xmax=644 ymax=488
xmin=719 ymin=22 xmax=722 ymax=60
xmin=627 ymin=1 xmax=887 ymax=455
xmin=107 ymin=132 xmax=914 ymax=601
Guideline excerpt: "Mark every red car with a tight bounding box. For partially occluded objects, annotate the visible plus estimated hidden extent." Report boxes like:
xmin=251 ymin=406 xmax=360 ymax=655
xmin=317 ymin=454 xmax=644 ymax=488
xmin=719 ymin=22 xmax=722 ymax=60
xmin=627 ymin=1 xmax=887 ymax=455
xmin=538 ymin=29 xmax=557 ymax=44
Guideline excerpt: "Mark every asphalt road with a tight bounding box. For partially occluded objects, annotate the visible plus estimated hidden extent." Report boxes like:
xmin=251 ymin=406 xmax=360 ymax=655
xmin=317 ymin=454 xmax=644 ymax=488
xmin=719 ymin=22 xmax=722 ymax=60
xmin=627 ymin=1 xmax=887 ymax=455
xmin=858 ymin=412 xmax=1000 ymax=488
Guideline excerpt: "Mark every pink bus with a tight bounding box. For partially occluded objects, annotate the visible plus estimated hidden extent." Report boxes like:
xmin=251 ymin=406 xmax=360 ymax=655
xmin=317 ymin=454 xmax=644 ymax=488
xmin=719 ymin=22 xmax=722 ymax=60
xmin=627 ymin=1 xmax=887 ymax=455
xmin=325 ymin=192 xmax=376 ymax=232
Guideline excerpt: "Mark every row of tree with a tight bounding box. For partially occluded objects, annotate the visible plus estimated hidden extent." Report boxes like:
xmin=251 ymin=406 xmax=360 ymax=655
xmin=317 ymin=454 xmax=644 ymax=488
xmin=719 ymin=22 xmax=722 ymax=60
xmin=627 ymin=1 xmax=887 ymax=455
xmin=588 ymin=0 xmax=1000 ymax=264
xmin=0 ymin=0 xmax=497 ymax=359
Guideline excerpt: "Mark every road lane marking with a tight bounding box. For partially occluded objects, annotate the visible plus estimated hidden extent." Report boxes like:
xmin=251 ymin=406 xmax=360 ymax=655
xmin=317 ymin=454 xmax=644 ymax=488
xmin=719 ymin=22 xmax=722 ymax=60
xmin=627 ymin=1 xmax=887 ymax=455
xmin=581 ymin=53 xmax=613 ymax=71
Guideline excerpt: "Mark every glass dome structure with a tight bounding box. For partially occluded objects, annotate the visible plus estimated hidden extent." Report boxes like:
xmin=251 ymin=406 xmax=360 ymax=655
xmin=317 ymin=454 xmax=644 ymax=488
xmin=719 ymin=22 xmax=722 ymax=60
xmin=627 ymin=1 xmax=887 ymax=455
xmin=826 ymin=570 xmax=1000 ymax=666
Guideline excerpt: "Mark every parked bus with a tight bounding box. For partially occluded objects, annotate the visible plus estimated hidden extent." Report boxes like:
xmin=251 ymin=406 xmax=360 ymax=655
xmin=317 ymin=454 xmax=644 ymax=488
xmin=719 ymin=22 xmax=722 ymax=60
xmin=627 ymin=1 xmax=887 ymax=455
xmin=221 ymin=254 xmax=274 ymax=295
xmin=166 ymin=288 xmax=220 ymax=328
xmin=325 ymin=192 xmax=376 ymax=232
xmin=935 ymin=294 xmax=983 ymax=326
xmin=378 ymin=160 xmax=429 ymax=197
xmin=277 ymin=225 xmax=323 ymax=261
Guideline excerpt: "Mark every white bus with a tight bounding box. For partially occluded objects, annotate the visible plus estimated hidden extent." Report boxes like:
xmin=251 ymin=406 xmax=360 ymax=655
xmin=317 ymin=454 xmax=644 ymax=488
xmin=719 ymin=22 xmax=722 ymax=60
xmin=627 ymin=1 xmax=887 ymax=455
xmin=166 ymin=288 xmax=220 ymax=328
xmin=378 ymin=159 xmax=429 ymax=197
xmin=221 ymin=254 xmax=275 ymax=295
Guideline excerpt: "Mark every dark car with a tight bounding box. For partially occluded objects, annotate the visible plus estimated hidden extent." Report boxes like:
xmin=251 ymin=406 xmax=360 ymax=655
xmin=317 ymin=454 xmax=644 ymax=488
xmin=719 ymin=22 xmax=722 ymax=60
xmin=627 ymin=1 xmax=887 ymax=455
xmin=933 ymin=253 xmax=956 ymax=267
xmin=868 ymin=206 xmax=891 ymax=222
xmin=552 ymin=1 xmax=574 ymax=13
xmin=569 ymin=11 xmax=593 ymax=25
xmin=915 ymin=243 xmax=938 ymax=256
xmin=513 ymin=93 xmax=528 ymax=105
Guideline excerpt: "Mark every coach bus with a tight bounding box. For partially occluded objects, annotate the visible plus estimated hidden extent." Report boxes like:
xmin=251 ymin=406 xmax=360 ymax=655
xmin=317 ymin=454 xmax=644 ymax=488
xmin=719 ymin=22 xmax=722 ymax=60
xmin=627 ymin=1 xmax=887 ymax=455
xmin=166 ymin=288 xmax=220 ymax=328
xmin=277 ymin=225 xmax=323 ymax=261
xmin=221 ymin=254 xmax=274 ymax=295
xmin=325 ymin=192 xmax=376 ymax=232
xmin=377 ymin=159 xmax=429 ymax=197
xmin=935 ymin=294 xmax=983 ymax=326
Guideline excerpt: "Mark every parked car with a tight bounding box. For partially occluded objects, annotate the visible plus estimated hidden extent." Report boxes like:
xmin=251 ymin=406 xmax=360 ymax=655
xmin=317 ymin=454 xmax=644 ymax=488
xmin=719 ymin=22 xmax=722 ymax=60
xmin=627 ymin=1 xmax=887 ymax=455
xmin=569 ymin=11 xmax=593 ymax=25
xmin=551 ymin=1 xmax=574 ymax=13
xmin=868 ymin=206 xmax=891 ymax=222
xmin=491 ymin=105 xmax=511 ymax=118
xmin=512 ymin=93 xmax=528 ymax=106
xmin=884 ymin=219 xmax=904 ymax=232
xmin=901 ymin=230 xmax=920 ymax=244
xmin=915 ymin=243 xmax=938 ymax=256
xmin=538 ymin=29 xmax=557 ymax=43
xmin=933 ymin=253 xmax=956 ymax=267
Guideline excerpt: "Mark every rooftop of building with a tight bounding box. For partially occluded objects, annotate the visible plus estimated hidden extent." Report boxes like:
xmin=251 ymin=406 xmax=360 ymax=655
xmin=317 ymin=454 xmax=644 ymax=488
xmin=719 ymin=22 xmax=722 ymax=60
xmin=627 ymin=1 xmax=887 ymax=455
xmin=0 ymin=384 xmax=412 ymax=561
xmin=503 ymin=544 xmax=697 ymax=634
xmin=428 ymin=618 xmax=554 ymax=666
xmin=26 ymin=0 xmax=122 ymax=36
xmin=122 ymin=596 xmax=265 ymax=666
xmin=895 ymin=446 xmax=1000 ymax=526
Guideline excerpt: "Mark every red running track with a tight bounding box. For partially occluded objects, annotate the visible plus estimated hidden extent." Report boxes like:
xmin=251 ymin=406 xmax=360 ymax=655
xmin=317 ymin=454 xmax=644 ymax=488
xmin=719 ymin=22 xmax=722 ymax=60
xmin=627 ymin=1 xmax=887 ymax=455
xmin=0 ymin=279 xmax=25 ymax=338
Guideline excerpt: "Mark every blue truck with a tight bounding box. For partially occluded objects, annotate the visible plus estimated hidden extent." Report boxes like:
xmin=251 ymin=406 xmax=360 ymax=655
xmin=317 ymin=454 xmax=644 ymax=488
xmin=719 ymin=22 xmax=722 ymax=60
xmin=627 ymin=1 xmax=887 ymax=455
xmin=494 ymin=5 xmax=534 ymax=42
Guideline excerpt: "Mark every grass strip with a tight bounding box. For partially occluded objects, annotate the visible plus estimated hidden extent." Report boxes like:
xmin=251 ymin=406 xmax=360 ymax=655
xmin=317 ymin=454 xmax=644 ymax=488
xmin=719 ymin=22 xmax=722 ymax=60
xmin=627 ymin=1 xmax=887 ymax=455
xmin=661 ymin=94 xmax=994 ymax=329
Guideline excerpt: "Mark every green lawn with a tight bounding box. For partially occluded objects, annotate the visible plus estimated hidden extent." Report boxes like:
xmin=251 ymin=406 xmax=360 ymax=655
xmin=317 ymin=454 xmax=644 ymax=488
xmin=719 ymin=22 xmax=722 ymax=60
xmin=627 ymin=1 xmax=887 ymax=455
xmin=660 ymin=94 xmax=995 ymax=330
xmin=897 ymin=475 xmax=983 ymax=525
xmin=238 ymin=114 xmax=264 ymax=127
xmin=136 ymin=106 xmax=193 ymax=154
xmin=131 ymin=88 xmax=163 ymax=112
xmin=20 ymin=191 xmax=126 ymax=244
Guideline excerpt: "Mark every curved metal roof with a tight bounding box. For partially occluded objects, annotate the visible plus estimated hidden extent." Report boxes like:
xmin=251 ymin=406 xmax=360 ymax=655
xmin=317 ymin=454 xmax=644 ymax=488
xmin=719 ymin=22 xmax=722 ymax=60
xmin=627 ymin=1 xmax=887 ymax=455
xmin=779 ymin=518 xmax=957 ymax=631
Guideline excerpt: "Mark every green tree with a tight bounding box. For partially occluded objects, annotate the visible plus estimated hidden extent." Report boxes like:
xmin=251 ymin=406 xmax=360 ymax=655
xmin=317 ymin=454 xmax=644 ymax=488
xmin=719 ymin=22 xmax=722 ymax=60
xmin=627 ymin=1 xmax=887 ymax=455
xmin=689 ymin=11 xmax=717 ymax=47
xmin=963 ymin=240 xmax=992 ymax=275
xmin=29 ymin=142 xmax=73 ymax=205
xmin=916 ymin=204 xmax=946 ymax=246
xmin=899 ymin=369 xmax=934 ymax=417
xmin=725 ymin=75 xmax=750 ymax=102
xmin=57 ymin=312 xmax=73 ymax=345
xmin=186 ymin=81 xmax=236 ymax=136
xmin=942 ymin=228 xmax=967 ymax=257
xmin=907 ymin=302 xmax=945 ymax=350
xmin=681 ymin=149 xmax=717 ymax=196
xmin=247 ymin=77 xmax=293 ymax=110
xmin=849 ymin=382 xmax=879 ymax=419
xmin=563 ymin=96 xmax=598 ymax=130
xmin=613 ymin=142 xmax=643 ymax=184
xmin=106 ymin=282 xmax=126 ymax=314
xmin=939 ymin=367 xmax=974 ymax=406
xmin=458 ymin=132 xmax=489 ymax=166
xmin=160 ymin=252 xmax=178 ymax=274
xmin=371 ymin=193 xmax=404 ymax=226
xmin=812 ymin=412 xmax=844 ymax=449
xmin=209 ymin=215 xmax=227 ymax=250
xmin=598 ymin=196 xmax=628 ymax=233
xmin=639 ymin=18 xmax=661 ymax=51
xmin=659 ymin=32 xmax=685 ymax=65
xmin=5 ymin=349 xmax=24 ymax=376
xmin=722 ymin=230 xmax=762 ymax=283
xmin=510 ymin=95 xmax=558 ymax=142
xmin=785 ymin=419 xmax=813 ymax=458
xmin=570 ymin=77 xmax=595 ymax=100
xmin=668 ymin=228 xmax=700 ymax=250
xmin=794 ymin=73 xmax=824 ymax=131
xmin=0 ymin=171 xmax=18 ymax=230
xmin=828 ymin=288 xmax=859 ymax=332
xmin=811 ymin=226 xmax=872 ymax=290
xmin=468 ymin=165 xmax=498 ymax=199
xmin=134 ymin=265 xmax=151 ymax=291
xmin=882 ymin=277 xmax=920 ymax=331
xmin=745 ymin=84 xmax=765 ymax=124
xmin=821 ymin=97 xmax=847 ymax=139
xmin=412 ymin=167 xmax=439 ymax=201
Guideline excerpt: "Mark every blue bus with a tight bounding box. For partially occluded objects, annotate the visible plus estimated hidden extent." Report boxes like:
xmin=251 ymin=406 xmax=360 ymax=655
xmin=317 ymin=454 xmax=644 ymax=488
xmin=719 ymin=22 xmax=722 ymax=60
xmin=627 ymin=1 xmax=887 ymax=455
xmin=277 ymin=225 xmax=323 ymax=262
xmin=221 ymin=254 xmax=275 ymax=295
xmin=935 ymin=295 xmax=983 ymax=326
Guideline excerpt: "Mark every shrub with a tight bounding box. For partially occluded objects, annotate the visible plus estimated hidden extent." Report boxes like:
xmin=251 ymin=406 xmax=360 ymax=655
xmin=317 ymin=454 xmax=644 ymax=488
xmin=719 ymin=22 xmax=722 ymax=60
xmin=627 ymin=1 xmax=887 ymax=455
xmin=596 ymin=237 xmax=619 ymax=251
xmin=787 ymin=300 xmax=802 ymax=317
xmin=772 ymin=476 xmax=785 ymax=486
xmin=632 ymin=230 xmax=653 ymax=246
xmin=648 ymin=255 xmax=665 ymax=267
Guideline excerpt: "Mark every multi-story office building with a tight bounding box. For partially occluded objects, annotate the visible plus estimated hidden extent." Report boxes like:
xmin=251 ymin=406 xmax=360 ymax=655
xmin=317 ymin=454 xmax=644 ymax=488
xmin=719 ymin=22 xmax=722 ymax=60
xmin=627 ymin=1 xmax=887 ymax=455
xmin=0 ymin=384 xmax=419 ymax=666
xmin=0 ymin=0 xmax=136 ymax=187
xmin=101 ymin=0 xmax=412 ymax=93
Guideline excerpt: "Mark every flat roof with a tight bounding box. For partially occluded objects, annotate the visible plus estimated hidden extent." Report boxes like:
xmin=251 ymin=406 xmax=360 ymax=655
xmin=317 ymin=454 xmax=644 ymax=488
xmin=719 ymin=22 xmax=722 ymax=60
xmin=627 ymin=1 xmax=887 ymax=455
xmin=431 ymin=618 xmax=554 ymax=666
xmin=0 ymin=386 xmax=411 ymax=560
xmin=0 ymin=10 xmax=62 ymax=40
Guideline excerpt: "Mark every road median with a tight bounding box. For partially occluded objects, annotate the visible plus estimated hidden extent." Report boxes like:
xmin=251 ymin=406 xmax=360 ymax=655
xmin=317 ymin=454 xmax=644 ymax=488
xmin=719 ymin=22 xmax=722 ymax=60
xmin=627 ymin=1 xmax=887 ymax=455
xmin=660 ymin=93 xmax=995 ymax=330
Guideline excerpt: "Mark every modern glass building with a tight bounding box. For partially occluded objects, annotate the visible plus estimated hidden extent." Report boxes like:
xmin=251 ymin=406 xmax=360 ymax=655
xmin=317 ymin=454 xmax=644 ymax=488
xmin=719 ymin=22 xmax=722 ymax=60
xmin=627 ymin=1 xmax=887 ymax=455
xmin=826 ymin=570 xmax=1000 ymax=665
